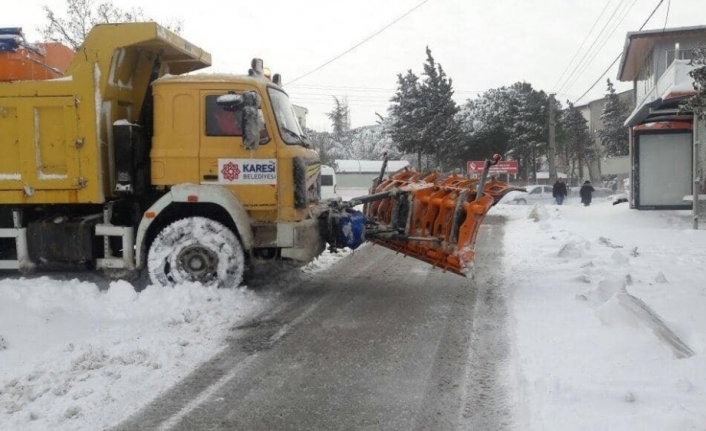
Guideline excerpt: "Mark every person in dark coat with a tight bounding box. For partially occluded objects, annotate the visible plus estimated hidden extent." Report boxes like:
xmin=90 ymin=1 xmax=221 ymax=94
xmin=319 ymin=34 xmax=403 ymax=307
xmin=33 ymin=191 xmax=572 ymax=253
xmin=579 ymin=180 xmax=595 ymax=206
xmin=552 ymin=177 xmax=568 ymax=205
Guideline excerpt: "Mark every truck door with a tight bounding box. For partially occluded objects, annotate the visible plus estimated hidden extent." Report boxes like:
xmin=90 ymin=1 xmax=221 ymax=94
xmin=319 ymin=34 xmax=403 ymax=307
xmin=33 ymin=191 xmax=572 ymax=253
xmin=199 ymin=90 xmax=277 ymax=208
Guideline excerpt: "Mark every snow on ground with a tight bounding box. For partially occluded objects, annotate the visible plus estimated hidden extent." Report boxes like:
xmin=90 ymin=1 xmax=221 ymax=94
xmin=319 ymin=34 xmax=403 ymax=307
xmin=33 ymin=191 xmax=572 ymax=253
xmin=2 ymin=187 xmax=705 ymax=430
xmin=493 ymin=199 xmax=706 ymax=430
xmin=0 ymin=279 xmax=265 ymax=430
xmin=0 ymin=250 xmax=351 ymax=431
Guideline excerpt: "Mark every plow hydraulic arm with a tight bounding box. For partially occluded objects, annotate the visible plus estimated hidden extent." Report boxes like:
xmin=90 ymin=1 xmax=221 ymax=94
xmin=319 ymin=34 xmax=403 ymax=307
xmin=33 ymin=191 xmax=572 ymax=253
xmin=324 ymin=155 xmax=523 ymax=276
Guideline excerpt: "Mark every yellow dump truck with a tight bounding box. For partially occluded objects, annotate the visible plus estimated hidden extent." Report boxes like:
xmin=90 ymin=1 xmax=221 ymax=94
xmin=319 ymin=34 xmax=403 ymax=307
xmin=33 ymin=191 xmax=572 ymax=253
xmin=0 ymin=23 xmax=517 ymax=287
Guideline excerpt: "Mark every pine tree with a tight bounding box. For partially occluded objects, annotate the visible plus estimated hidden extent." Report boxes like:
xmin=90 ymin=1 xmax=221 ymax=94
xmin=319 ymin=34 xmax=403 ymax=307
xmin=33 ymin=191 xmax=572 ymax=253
xmin=326 ymin=96 xmax=351 ymax=142
xmin=507 ymin=82 xmax=549 ymax=180
xmin=388 ymin=70 xmax=426 ymax=169
xmin=456 ymin=83 xmax=548 ymax=180
xmin=562 ymin=101 xmax=593 ymax=180
xmin=418 ymin=47 xmax=461 ymax=170
xmin=597 ymin=79 xmax=630 ymax=157
xmin=387 ymin=48 xmax=462 ymax=171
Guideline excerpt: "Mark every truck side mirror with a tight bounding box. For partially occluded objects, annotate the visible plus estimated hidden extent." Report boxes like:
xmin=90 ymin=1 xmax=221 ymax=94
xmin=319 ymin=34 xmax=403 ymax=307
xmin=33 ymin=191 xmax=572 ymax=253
xmin=216 ymin=91 xmax=261 ymax=150
xmin=241 ymin=92 xmax=261 ymax=150
xmin=216 ymin=91 xmax=244 ymax=111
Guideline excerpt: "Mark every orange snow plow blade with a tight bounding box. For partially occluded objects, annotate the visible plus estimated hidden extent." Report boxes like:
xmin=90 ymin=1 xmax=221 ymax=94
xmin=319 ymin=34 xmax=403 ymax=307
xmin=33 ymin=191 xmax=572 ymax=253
xmin=363 ymin=164 xmax=521 ymax=276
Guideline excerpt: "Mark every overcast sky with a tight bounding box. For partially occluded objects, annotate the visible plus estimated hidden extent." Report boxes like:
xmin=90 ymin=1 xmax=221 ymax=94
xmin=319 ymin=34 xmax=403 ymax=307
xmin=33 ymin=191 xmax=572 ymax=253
xmin=4 ymin=0 xmax=706 ymax=131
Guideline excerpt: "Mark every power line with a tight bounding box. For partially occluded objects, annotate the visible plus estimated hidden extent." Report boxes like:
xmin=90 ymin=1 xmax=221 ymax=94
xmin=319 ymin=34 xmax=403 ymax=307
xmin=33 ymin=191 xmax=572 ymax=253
xmin=663 ymin=0 xmax=671 ymax=30
xmin=556 ymin=0 xmax=632 ymax=95
xmin=556 ymin=0 xmax=629 ymax=94
xmin=573 ymin=0 xmax=666 ymax=104
xmin=561 ymin=0 xmax=639 ymax=95
xmin=289 ymin=83 xmax=485 ymax=94
xmin=552 ymin=0 xmax=614 ymax=92
xmin=286 ymin=0 xmax=431 ymax=85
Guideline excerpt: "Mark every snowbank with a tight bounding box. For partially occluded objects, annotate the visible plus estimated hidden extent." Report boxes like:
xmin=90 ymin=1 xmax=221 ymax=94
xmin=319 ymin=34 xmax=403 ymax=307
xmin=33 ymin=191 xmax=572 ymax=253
xmin=0 ymin=278 xmax=267 ymax=430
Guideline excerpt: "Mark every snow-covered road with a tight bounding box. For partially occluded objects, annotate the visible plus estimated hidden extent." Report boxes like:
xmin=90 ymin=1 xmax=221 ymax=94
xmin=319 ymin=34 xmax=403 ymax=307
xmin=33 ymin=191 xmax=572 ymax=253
xmin=113 ymin=218 xmax=509 ymax=430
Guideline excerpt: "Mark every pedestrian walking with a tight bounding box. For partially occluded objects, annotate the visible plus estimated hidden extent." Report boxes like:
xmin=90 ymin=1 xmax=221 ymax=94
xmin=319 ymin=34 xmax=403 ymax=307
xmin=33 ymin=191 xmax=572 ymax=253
xmin=552 ymin=177 xmax=568 ymax=205
xmin=580 ymin=180 xmax=595 ymax=206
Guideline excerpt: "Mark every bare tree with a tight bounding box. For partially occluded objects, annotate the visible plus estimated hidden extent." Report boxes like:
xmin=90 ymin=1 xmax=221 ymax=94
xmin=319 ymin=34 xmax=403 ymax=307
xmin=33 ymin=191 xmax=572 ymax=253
xmin=38 ymin=0 xmax=183 ymax=50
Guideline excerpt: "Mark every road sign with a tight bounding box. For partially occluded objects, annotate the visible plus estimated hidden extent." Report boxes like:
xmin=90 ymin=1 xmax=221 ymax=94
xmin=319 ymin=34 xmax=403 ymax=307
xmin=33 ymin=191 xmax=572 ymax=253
xmin=467 ymin=160 xmax=519 ymax=175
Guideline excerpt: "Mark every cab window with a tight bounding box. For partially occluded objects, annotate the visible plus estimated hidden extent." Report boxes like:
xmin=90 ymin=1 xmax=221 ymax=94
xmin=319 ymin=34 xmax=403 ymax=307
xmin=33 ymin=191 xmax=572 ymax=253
xmin=321 ymin=174 xmax=334 ymax=186
xmin=204 ymin=94 xmax=269 ymax=141
xmin=267 ymin=87 xmax=305 ymax=145
xmin=205 ymin=95 xmax=242 ymax=136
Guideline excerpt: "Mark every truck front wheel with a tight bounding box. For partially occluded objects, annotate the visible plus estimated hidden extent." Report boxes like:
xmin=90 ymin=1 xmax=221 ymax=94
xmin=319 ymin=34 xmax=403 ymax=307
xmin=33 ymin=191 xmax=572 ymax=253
xmin=147 ymin=217 xmax=245 ymax=288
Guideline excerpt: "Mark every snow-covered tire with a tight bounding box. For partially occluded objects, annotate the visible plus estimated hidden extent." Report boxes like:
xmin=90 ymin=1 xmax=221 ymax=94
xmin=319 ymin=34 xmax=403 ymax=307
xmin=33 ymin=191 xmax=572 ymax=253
xmin=147 ymin=217 xmax=245 ymax=288
xmin=516 ymin=198 xmax=527 ymax=205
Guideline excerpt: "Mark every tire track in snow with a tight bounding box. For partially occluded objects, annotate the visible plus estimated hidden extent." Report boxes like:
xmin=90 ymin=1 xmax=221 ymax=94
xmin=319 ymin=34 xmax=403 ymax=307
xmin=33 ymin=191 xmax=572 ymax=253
xmin=459 ymin=218 xmax=515 ymax=430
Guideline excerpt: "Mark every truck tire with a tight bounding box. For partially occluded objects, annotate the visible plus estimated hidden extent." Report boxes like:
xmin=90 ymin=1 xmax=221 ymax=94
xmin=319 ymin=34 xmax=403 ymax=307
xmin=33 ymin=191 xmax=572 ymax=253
xmin=147 ymin=217 xmax=245 ymax=288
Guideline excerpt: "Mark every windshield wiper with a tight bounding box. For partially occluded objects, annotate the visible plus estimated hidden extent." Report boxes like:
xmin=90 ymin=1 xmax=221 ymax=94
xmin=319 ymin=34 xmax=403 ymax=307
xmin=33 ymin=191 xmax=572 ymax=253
xmin=281 ymin=126 xmax=307 ymax=146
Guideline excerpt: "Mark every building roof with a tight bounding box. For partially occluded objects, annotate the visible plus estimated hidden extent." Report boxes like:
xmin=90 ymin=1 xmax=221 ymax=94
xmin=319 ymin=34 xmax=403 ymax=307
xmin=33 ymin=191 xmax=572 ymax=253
xmin=335 ymin=159 xmax=411 ymax=173
xmin=574 ymin=89 xmax=633 ymax=111
xmin=617 ymin=25 xmax=706 ymax=82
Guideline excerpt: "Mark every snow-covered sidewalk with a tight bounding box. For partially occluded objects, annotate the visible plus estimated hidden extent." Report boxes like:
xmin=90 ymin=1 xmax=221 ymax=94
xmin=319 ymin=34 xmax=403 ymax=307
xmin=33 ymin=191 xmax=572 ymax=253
xmin=494 ymin=200 xmax=706 ymax=430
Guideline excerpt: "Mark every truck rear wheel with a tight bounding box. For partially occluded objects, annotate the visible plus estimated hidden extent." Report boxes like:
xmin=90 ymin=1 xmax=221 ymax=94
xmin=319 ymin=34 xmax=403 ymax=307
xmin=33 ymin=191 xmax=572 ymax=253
xmin=147 ymin=217 xmax=245 ymax=288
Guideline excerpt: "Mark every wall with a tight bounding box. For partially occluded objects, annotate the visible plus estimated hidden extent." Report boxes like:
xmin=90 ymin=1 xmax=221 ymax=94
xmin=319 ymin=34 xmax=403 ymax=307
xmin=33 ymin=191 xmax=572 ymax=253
xmin=653 ymin=39 xmax=705 ymax=83
xmin=337 ymin=173 xmax=378 ymax=188
xmin=293 ymin=104 xmax=308 ymax=129
xmin=577 ymin=89 xmax=634 ymax=182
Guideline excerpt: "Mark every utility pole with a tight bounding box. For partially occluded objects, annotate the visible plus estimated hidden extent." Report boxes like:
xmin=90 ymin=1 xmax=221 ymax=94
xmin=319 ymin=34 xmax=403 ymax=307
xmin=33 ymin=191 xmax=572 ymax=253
xmin=694 ymin=113 xmax=700 ymax=230
xmin=548 ymin=93 xmax=557 ymax=183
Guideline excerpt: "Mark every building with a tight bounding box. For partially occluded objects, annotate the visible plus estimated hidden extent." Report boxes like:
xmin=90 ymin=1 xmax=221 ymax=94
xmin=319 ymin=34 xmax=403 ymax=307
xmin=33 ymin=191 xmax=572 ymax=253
xmin=617 ymin=25 xmax=706 ymax=209
xmin=535 ymin=171 xmax=567 ymax=185
xmin=293 ymin=104 xmax=308 ymax=130
xmin=334 ymin=159 xmax=411 ymax=188
xmin=575 ymin=89 xmax=634 ymax=185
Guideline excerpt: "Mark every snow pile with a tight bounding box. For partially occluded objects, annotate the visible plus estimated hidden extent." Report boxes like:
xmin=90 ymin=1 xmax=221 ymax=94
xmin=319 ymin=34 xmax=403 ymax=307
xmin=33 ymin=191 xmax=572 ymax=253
xmin=0 ymin=246 xmax=352 ymax=430
xmin=0 ymin=278 xmax=266 ymax=430
xmin=301 ymin=247 xmax=354 ymax=274
xmin=496 ymin=201 xmax=706 ymax=430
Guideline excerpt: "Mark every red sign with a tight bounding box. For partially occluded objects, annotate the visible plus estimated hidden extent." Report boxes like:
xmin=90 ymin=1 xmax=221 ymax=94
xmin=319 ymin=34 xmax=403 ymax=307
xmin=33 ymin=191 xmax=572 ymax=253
xmin=467 ymin=160 xmax=518 ymax=175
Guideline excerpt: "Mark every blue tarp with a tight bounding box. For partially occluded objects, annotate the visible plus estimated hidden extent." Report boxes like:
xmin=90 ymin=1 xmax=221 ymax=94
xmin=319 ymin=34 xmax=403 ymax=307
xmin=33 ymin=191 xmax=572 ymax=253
xmin=0 ymin=28 xmax=23 ymax=52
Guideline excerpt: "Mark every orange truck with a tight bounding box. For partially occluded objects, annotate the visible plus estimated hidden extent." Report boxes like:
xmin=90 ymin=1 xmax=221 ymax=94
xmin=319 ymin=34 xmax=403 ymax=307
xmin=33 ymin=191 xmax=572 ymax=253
xmin=0 ymin=23 xmax=517 ymax=286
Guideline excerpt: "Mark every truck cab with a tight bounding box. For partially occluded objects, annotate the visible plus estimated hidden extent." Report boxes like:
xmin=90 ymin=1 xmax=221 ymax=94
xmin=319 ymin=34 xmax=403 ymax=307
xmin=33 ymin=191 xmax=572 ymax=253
xmin=143 ymin=69 xmax=326 ymax=277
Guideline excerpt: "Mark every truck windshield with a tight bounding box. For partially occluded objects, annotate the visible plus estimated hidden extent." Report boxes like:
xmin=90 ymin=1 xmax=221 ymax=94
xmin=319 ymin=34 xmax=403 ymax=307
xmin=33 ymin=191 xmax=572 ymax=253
xmin=268 ymin=87 xmax=308 ymax=146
